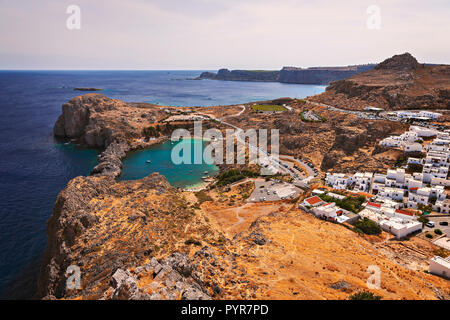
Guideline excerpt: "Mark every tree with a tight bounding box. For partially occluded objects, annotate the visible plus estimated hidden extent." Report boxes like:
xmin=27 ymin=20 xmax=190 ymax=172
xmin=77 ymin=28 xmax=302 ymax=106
xmin=417 ymin=215 xmax=429 ymax=227
xmin=417 ymin=203 xmax=432 ymax=214
xmin=354 ymin=218 xmax=381 ymax=235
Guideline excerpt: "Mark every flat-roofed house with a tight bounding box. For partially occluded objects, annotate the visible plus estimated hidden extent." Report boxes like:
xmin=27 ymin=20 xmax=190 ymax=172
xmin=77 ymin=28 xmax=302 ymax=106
xmin=429 ymin=256 xmax=450 ymax=279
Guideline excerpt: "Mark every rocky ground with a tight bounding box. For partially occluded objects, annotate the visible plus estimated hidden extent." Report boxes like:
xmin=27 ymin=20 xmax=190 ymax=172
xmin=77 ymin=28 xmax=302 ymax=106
xmin=38 ymin=173 xmax=450 ymax=300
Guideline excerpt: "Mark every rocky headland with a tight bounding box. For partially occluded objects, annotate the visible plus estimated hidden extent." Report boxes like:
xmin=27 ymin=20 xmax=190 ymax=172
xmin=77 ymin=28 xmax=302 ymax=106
xmin=311 ymin=53 xmax=450 ymax=111
xmin=197 ymin=64 xmax=375 ymax=85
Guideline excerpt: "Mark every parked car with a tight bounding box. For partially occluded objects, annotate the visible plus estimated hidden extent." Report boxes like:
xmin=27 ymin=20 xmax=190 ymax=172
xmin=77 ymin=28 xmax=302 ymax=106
xmin=439 ymin=221 xmax=448 ymax=226
xmin=426 ymin=222 xmax=435 ymax=228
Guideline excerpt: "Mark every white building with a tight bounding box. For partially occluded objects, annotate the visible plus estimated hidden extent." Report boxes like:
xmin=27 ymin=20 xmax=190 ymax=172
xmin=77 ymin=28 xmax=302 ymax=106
xmin=380 ymin=137 xmax=401 ymax=148
xmin=435 ymin=199 xmax=450 ymax=214
xmin=312 ymin=202 xmax=339 ymax=219
xmin=429 ymin=256 xmax=450 ymax=279
xmin=402 ymin=142 xmax=422 ymax=153
xmin=409 ymin=126 xmax=438 ymax=137
xmin=407 ymin=158 xmax=423 ymax=165
xmin=418 ymin=111 xmax=442 ymax=120
xmin=354 ymin=172 xmax=373 ymax=192
xmin=359 ymin=208 xmax=422 ymax=239
xmin=378 ymin=186 xmax=405 ymax=202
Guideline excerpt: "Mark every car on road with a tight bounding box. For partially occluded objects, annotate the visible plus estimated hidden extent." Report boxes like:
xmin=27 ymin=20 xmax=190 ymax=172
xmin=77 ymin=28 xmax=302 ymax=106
xmin=439 ymin=221 xmax=448 ymax=226
xmin=426 ymin=222 xmax=435 ymax=228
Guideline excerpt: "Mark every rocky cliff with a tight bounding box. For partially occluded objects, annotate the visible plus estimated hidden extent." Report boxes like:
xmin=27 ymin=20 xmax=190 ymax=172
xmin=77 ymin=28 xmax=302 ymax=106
xmin=198 ymin=69 xmax=280 ymax=82
xmin=279 ymin=65 xmax=375 ymax=85
xmin=53 ymin=94 xmax=168 ymax=177
xmin=37 ymin=173 xmax=221 ymax=299
xmin=311 ymin=53 xmax=450 ymax=110
xmin=197 ymin=65 xmax=375 ymax=85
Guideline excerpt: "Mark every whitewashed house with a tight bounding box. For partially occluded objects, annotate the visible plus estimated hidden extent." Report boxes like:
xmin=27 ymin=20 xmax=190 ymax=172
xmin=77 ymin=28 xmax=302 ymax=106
xmin=429 ymin=256 xmax=450 ymax=279
xmin=418 ymin=111 xmax=442 ymax=120
xmin=378 ymin=186 xmax=405 ymax=201
xmin=354 ymin=172 xmax=373 ymax=192
xmin=435 ymin=199 xmax=450 ymax=214
xmin=402 ymin=142 xmax=422 ymax=153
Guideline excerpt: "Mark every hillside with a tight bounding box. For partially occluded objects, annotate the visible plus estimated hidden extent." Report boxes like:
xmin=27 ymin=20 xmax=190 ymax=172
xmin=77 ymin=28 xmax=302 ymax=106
xmin=38 ymin=172 xmax=450 ymax=300
xmin=311 ymin=53 xmax=450 ymax=111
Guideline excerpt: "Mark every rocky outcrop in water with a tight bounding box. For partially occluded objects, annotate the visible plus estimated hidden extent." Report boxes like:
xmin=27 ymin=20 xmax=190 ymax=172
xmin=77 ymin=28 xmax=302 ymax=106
xmin=53 ymin=94 xmax=145 ymax=148
xmin=90 ymin=141 xmax=131 ymax=178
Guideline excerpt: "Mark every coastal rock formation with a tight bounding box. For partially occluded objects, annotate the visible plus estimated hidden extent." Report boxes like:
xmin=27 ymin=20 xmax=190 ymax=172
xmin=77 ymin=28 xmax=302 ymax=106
xmin=198 ymin=69 xmax=280 ymax=82
xmin=53 ymin=94 xmax=156 ymax=148
xmin=197 ymin=65 xmax=375 ymax=85
xmin=90 ymin=141 xmax=130 ymax=178
xmin=37 ymin=173 xmax=218 ymax=299
xmin=311 ymin=53 xmax=450 ymax=110
xmin=278 ymin=65 xmax=375 ymax=85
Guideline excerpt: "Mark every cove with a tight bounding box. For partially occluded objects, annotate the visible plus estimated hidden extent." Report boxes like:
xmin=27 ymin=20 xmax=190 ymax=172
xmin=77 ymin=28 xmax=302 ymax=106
xmin=119 ymin=138 xmax=219 ymax=189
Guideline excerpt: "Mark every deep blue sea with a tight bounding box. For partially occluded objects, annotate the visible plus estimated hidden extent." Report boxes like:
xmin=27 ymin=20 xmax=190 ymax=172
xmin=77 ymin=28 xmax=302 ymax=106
xmin=0 ymin=70 xmax=325 ymax=297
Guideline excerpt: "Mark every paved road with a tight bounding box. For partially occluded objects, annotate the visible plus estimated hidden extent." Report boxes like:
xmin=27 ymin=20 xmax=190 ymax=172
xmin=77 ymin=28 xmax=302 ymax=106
xmin=218 ymin=111 xmax=314 ymax=182
xmin=423 ymin=216 xmax=450 ymax=236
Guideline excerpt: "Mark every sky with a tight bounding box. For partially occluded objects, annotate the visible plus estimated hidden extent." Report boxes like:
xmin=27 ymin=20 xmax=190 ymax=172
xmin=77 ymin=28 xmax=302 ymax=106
xmin=0 ymin=0 xmax=449 ymax=70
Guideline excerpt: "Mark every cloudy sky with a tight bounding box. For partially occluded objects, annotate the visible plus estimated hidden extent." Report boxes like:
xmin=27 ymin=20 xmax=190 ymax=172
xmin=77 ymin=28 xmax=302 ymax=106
xmin=0 ymin=0 xmax=449 ymax=69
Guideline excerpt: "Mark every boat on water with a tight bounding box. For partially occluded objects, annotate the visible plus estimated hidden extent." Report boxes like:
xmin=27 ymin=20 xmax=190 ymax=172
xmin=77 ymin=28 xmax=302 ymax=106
xmin=146 ymin=160 xmax=151 ymax=163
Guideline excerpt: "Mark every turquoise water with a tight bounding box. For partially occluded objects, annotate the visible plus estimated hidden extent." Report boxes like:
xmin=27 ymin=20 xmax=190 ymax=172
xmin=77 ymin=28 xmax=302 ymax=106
xmin=120 ymin=139 xmax=219 ymax=188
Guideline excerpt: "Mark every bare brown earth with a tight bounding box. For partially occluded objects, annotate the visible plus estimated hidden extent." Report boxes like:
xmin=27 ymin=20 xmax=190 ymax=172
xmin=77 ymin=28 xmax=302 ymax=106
xmin=310 ymin=53 xmax=450 ymax=111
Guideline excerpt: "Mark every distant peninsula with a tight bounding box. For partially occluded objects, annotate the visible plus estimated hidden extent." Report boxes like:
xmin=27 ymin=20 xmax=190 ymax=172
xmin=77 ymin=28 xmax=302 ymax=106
xmin=196 ymin=64 xmax=376 ymax=85
xmin=74 ymin=87 xmax=103 ymax=92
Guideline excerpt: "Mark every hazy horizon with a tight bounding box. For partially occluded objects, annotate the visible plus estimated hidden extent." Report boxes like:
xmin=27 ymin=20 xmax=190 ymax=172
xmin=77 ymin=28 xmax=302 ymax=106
xmin=1 ymin=0 xmax=449 ymax=70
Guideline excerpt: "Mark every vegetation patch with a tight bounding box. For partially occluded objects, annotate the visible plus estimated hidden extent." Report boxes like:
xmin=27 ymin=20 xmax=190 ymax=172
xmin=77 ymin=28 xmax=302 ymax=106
xmin=354 ymin=218 xmax=382 ymax=235
xmin=216 ymin=169 xmax=259 ymax=187
xmin=195 ymin=190 xmax=213 ymax=204
xmin=252 ymin=104 xmax=287 ymax=112
xmin=348 ymin=291 xmax=382 ymax=300
xmin=318 ymin=194 xmax=365 ymax=213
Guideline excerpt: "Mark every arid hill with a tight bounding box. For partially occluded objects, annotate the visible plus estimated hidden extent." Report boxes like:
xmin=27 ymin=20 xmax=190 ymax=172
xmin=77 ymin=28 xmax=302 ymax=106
xmin=311 ymin=53 xmax=450 ymax=111
xmin=37 ymin=171 xmax=450 ymax=300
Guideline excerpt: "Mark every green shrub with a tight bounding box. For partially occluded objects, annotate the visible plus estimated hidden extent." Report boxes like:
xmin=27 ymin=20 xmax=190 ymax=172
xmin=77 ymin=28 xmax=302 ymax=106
xmin=434 ymin=229 xmax=443 ymax=235
xmin=354 ymin=218 xmax=381 ymax=235
xmin=425 ymin=233 xmax=433 ymax=239
xmin=216 ymin=169 xmax=259 ymax=187
xmin=318 ymin=194 xmax=365 ymax=213
xmin=252 ymin=104 xmax=287 ymax=112
xmin=348 ymin=291 xmax=382 ymax=300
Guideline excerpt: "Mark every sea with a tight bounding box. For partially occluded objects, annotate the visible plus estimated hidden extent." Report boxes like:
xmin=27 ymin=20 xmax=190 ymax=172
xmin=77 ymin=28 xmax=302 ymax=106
xmin=0 ymin=70 xmax=325 ymax=298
